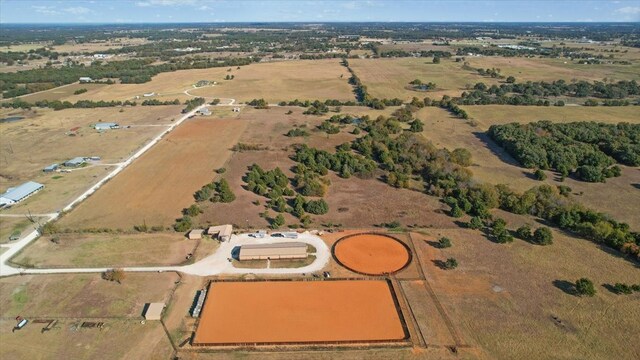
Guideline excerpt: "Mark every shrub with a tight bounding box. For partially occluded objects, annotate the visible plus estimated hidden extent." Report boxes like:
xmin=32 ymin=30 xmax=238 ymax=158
xmin=516 ymin=224 xmax=532 ymax=240
xmin=532 ymin=227 xmax=553 ymax=245
xmin=444 ymin=257 xmax=458 ymax=269
xmin=438 ymin=237 xmax=452 ymax=248
xmin=270 ymin=214 xmax=285 ymax=229
xmin=613 ymin=283 xmax=633 ymax=295
xmin=102 ymin=268 xmax=125 ymax=284
xmin=305 ymin=199 xmax=329 ymax=215
xmin=575 ymin=278 xmax=596 ymax=296
xmin=467 ymin=216 xmax=483 ymax=230
xmin=534 ymin=169 xmax=547 ymax=181
xmin=183 ymin=204 xmax=202 ymax=217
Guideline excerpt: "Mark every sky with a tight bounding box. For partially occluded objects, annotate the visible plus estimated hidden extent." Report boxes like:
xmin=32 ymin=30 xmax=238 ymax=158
xmin=0 ymin=0 xmax=639 ymax=24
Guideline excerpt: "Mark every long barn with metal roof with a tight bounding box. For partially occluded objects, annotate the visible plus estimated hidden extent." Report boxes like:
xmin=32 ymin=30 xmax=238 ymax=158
xmin=0 ymin=181 xmax=44 ymax=207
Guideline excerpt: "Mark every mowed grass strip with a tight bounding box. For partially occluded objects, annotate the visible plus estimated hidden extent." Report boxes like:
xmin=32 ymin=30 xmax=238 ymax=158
xmin=58 ymin=117 xmax=247 ymax=229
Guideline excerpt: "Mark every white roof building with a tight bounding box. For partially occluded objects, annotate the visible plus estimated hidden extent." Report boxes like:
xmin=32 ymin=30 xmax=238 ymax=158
xmin=0 ymin=181 xmax=44 ymax=206
xmin=94 ymin=122 xmax=119 ymax=130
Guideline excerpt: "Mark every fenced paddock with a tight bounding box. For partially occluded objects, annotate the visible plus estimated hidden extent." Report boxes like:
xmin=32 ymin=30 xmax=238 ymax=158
xmin=333 ymin=233 xmax=412 ymax=276
xmin=192 ymin=279 xmax=409 ymax=346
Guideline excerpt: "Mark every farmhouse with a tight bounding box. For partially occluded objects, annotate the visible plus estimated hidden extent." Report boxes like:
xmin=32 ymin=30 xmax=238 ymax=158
xmin=0 ymin=181 xmax=44 ymax=207
xmin=43 ymin=163 xmax=59 ymax=172
xmin=238 ymin=242 xmax=308 ymax=261
xmin=207 ymin=224 xmax=233 ymax=242
xmin=188 ymin=229 xmax=204 ymax=240
xmin=94 ymin=122 xmax=119 ymax=130
xmin=64 ymin=157 xmax=86 ymax=167
xmin=143 ymin=303 xmax=164 ymax=321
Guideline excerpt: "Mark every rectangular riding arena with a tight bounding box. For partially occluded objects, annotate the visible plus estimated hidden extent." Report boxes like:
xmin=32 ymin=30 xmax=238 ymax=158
xmin=192 ymin=280 xmax=409 ymax=345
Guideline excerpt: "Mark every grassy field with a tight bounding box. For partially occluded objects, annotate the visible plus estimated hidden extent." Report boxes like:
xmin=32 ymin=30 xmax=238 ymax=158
xmin=0 ymin=319 xmax=173 ymax=360
xmin=409 ymin=227 xmax=640 ymax=360
xmin=415 ymin=106 xmax=640 ymax=229
xmin=0 ymin=106 xmax=181 ymax=213
xmin=58 ymin=115 xmax=247 ymax=229
xmin=0 ymin=272 xmax=179 ymax=318
xmin=63 ymin=59 xmax=354 ymax=103
xmin=10 ymin=232 xmax=197 ymax=268
xmin=9 ymin=82 xmax=108 ymax=102
xmin=196 ymin=107 xmax=456 ymax=230
xmin=0 ymin=216 xmax=39 ymax=244
xmin=349 ymin=57 xmax=502 ymax=101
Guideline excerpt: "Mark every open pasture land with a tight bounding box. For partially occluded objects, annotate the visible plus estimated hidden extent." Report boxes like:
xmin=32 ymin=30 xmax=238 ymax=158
xmin=0 ymin=319 xmax=172 ymax=360
xmin=193 ymin=280 xmax=408 ymax=345
xmin=465 ymin=56 xmax=640 ymax=83
xmin=67 ymin=59 xmax=354 ymax=103
xmin=58 ymin=116 xmax=247 ymax=229
xmin=0 ymin=106 xmax=181 ymax=213
xmin=197 ymin=107 xmax=455 ymax=230
xmin=416 ymin=106 xmax=640 ymax=229
xmin=0 ymin=272 xmax=178 ymax=318
xmin=8 ymin=82 xmax=108 ymax=102
xmin=0 ymin=216 xmax=38 ymax=244
xmin=11 ymin=232 xmax=196 ymax=268
xmin=349 ymin=57 xmax=501 ymax=101
xmin=409 ymin=227 xmax=640 ymax=360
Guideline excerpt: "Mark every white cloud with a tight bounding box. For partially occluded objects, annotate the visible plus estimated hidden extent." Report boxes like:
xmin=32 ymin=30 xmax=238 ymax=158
xmin=136 ymin=0 xmax=197 ymax=7
xmin=64 ymin=7 xmax=91 ymax=15
xmin=615 ymin=6 xmax=640 ymax=15
xmin=32 ymin=5 xmax=60 ymax=16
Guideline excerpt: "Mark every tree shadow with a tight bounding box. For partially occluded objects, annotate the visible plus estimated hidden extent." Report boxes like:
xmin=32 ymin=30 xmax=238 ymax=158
xmin=425 ymin=240 xmax=441 ymax=248
xmin=472 ymin=131 xmax=522 ymax=167
xmin=632 ymin=183 xmax=640 ymax=190
xmin=521 ymin=170 xmax=538 ymax=180
xmin=602 ymin=283 xmax=620 ymax=294
xmin=552 ymin=280 xmax=576 ymax=296
xmin=432 ymin=259 xmax=447 ymax=269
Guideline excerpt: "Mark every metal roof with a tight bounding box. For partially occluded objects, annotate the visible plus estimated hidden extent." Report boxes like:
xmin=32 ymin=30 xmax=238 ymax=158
xmin=241 ymin=242 xmax=307 ymax=250
xmin=95 ymin=122 xmax=118 ymax=128
xmin=43 ymin=163 xmax=59 ymax=170
xmin=65 ymin=157 xmax=86 ymax=165
xmin=1 ymin=181 xmax=44 ymax=201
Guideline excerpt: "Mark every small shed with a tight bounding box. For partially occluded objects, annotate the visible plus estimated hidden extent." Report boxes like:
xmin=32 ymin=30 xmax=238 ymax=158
xmin=79 ymin=77 xmax=93 ymax=83
xmin=188 ymin=229 xmax=204 ymax=240
xmin=43 ymin=164 xmax=59 ymax=172
xmin=207 ymin=224 xmax=233 ymax=242
xmin=94 ymin=122 xmax=119 ymax=130
xmin=143 ymin=303 xmax=164 ymax=320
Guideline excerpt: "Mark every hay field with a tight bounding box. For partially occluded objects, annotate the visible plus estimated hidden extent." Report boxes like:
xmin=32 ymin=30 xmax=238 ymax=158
xmin=349 ymin=57 xmax=501 ymax=101
xmin=465 ymin=56 xmax=640 ymax=82
xmin=11 ymin=232 xmax=196 ymax=268
xmin=58 ymin=116 xmax=247 ymax=229
xmin=0 ymin=272 xmax=178 ymax=318
xmin=197 ymin=107 xmax=455 ymax=230
xmin=67 ymin=59 xmax=354 ymax=103
xmin=0 ymin=216 xmax=37 ymax=244
xmin=7 ymin=82 xmax=108 ymax=102
xmin=416 ymin=106 xmax=640 ymax=229
xmin=410 ymin=227 xmax=640 ymax=360
xmin=193 ymin=280 xmax=407 ymax=344
xmin=0 ymin=106 xmax=181 ymax=213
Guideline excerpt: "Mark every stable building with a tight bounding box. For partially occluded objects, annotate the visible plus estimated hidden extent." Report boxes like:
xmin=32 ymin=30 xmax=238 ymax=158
xmin=64 ymin=157 xmax=86 ymax=167
xmin=0 ymin=181 xmax=44 ymax=207
xmin=188 ymin=229 xmax=204 ymax=240
xmin=43 ymin=163 xmax=59 ymax=172
xmin=238 ymin=242 xmax=308 ymax=261
xmin=207 ymin=224 xmax=233 ymax=242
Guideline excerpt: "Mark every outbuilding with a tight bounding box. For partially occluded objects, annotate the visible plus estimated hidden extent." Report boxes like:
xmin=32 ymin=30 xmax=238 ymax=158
xmin=64 ymin=157 xmax=86 ymax=167
xmin=238 ymin=242 xmax=308 ymax=261
xmin=79 ymin=77 xmax=93 ymax=83
xmin=143 ymin=303 xmax=164 ymax=321
xmin=0 ymin=181 xmax=44 ymax=207
xmin=207 ymin=224 xmax=233 ymax=242
xmin=43 ymin=163 xmax=59 ymax=172
xmin=94 ymin=122 xmax=119 ymax=130
xmin=188 ymin=229 xmax=204 ymax=240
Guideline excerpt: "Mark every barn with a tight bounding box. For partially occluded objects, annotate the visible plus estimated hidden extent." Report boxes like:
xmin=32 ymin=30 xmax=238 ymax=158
xmin=238 ymin=242 xmax=308 ymax=261
xmin=207 ymin=224 xmax=233 ymax=242
xmin=0 ymin=181 xmax=44 ymax=207
xmin=64 ymin=157 xmax=86 ymax=167
xmin=94 ymin=122 xmax=120 ymax=130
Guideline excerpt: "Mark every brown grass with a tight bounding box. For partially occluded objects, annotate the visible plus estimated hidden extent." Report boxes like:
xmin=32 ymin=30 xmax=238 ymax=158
xmin=193 ymin=280 xmax=407 ymax=344
xmin=11 ymin=232 xmax=197 ymax=268
xmin=58 ymin=116 xmax=247 ymax=229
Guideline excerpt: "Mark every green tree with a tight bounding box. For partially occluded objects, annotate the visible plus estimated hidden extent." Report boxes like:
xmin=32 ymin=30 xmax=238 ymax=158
xmin=468 ymin=216 xmax=483 ymax=230
xmin=515 ymin=224 xmax=532 ymax=240
xmin=215 ymin=178 xmax=236 ymax=203
xmin=506 ymin=76 xmax=516 ymax=83
xmin=444 ymin=257 xmax=458 ymax=269
xmin=534 ymin=169 xmax=547 ymax=181
xmin=183 ymin=204 xmax=202 ymax=217
xmin=433 ymin=56 xmax=441 ymax=64
xmin=438 ymin=237 xmax=452 ymax=248
xmin=575 ymin=278 xmax=596 ymax=296
xmin=409 ymin=119 xmax=424 ymax=132
xmin=271 ymin=214 xmax=285 ymax=229
xmin=532 ymin=227 xmax=553 ymax=245
xmin=305 ymin=199 xmax=329 ymax=215
xmin=613 ymin=283 xmax=633 ymax=295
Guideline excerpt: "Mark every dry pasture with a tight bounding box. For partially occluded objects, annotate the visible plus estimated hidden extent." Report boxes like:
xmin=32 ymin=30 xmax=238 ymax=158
xmin=11 ymin=232 xmax=197 ymax=268
xmin=58 ymin=116 xmax=247 ymax=229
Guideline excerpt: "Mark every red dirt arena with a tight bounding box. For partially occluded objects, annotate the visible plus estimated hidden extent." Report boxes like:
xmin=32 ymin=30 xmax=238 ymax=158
xmin=192 ymin=280 xmax=407 ymax=345
xmin=333 ymin=233 xmax=411 ymax=275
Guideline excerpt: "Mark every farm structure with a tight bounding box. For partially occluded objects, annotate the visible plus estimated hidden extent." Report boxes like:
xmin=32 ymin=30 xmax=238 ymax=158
xmin=63 ymin=157 xmax=86 ymax=167
xmin=94 ymin=122 xmax=119 ymax=130
xmin=188 ymin=229 xmax=204 ymax=240
xmin=0 ymin=181 xmax=44 ymax=207
xmin=207 ymin=225 xmax=233 ymax=242
xmin=197 ymin=108 xmax=211 ymax=116
xmin=78 ymin=77 xmax=93 ymax=83
xmin=192 ymin=280 xmax=408 ymax=345
xmin=238 ymin=242 xmax=308 ymax=261
xmin=143 ymin=303 xmax=164 ymax=321
xmin=42 ymin=164 xmax=59 ymax=172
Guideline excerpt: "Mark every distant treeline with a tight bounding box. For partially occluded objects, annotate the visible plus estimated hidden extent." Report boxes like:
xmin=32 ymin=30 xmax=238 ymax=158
xmin=342 ymin=59 xmax=403 ymax=109
xmin=0 ymin=57 xmax=259 ymax=98
xmin=1 ymin=98 xmax=182 ymax=110
xmin=488 ymin=121 xmax=640 ymax=182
